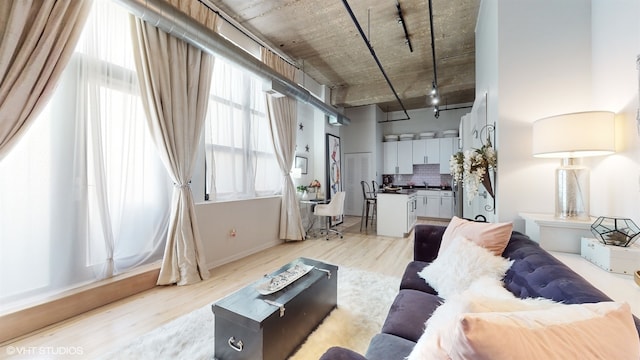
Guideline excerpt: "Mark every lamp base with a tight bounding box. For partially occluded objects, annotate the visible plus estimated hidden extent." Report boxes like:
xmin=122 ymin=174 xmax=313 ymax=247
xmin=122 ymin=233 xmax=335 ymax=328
xmin=555 ymin=158 xmax=590 ymax=220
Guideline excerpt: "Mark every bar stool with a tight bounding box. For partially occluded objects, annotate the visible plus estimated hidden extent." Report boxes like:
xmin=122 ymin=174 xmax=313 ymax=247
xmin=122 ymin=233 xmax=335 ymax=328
xmin=360 ymin=181 xmax=377 ymax=231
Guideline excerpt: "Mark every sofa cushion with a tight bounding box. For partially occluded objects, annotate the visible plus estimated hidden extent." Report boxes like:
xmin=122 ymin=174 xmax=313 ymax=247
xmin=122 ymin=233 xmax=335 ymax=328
xmin=365 ymin=333 xmax=415 ymax=360
xmin=380 ymin=289 xmax=442 ymax=342
xmin=440 ymin=216 xmax=513 ymax=256
xmin=319 ymin=347 xmax=368 ymax=360
xmin=414 ymin=302 xmax=639 ymax=360
xmin=502 ymin=231 xmax=611 ymax=303
xmin=400 ymin=260 xmax=436 ymax=294
xmin=413 ymin=225 xmax=447 ymax=262
xmin=418 ymin=236 xmax=513 ymax=299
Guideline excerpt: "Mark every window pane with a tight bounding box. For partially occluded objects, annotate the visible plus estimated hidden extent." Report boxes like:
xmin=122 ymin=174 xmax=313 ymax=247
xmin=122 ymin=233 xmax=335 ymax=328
xmin=205 ymin=58 xmax=280 ymax=201
xmin=0 ymin=0 xmax=170 ymax=306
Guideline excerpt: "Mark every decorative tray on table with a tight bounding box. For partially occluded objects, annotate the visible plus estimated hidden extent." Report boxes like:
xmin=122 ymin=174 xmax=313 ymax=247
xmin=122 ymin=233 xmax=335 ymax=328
xmin=255 ymin=262 xmax=314 ymax=295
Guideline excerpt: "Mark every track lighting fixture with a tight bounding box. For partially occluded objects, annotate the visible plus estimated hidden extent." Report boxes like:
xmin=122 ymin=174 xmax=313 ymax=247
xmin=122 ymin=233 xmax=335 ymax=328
xmin=429 ymin=81 xmax=439 ymax=105
xmin=396 ymin=1 xmax=413 ymax=53
xmin=434 ymin=106 xmax=440 ymax=119
xmin=427 ymin=0 xmax=440 ymax=115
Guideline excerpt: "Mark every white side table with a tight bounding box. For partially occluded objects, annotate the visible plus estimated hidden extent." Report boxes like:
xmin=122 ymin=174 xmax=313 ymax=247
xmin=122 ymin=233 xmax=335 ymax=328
xmin=549 ymin=251 xmax=640 ymax=317
xmin=519 ymin=212 xmax=594 ymax=254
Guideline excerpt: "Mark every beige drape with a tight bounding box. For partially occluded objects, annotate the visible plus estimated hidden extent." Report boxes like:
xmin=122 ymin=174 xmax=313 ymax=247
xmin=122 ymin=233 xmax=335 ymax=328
xmin=131 ymin=16 xmax=216 ymax=285
xmin=0 ymin=0 xmax=92 ymax=160
xmin=261 ymin=49 xmax=305 ymax=241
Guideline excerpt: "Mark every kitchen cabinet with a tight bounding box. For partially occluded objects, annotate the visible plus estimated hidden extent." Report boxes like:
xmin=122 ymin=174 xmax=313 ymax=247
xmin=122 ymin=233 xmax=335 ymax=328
xmin=407 ymin=196 xmax=417 ymax=232
xmin=412 ymin=139 xmax=440 ymax=165
xmin=416 ymin=190 xmax=454 ymax=219
xmin=377 ymin=192 xmax=417 ymax=237
xmin=416 ymin=190 xmax=440 ymax=217
xmin=383 ymin=141 xmax=413 ymax=174
xmin=439 ymin=137 xmax=459 ymax=174
xmin=439 ymin=191 xmax=454 ymax=218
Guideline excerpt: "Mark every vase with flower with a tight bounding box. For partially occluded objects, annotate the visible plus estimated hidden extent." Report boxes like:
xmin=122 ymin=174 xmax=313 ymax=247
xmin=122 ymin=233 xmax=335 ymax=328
xmin=308 ymin=179 xmax=321 ymax=199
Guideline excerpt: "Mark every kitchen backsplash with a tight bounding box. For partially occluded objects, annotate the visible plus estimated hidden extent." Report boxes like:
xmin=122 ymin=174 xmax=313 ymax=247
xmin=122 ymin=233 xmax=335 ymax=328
xmin=386 ymin=164 xmax=453 ymax=188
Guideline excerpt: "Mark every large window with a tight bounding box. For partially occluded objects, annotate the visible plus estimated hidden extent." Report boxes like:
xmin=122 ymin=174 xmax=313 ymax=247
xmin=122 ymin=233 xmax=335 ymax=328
xmin=204 ymin=59 xmax=281 ymax=201
xmin=0 ymin=1 xmax=170 ymax=306
xmin=0 ymin=0 xmax=284 ymax=307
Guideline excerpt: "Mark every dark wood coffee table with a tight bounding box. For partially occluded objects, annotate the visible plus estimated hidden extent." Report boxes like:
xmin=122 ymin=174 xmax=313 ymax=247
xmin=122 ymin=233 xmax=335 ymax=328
xmin=211 ymin=258 xmax=338 ymax=360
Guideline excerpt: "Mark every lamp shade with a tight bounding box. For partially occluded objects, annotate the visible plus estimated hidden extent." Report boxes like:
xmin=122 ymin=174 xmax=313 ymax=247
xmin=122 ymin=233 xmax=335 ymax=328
xmin=532 ymin=111 xmax=615 ymax=158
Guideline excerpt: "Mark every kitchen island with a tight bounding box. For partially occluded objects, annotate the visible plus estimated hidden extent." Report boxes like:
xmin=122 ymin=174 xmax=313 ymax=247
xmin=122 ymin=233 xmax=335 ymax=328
xmin=376 ymin=189 xmax=417 ymax=237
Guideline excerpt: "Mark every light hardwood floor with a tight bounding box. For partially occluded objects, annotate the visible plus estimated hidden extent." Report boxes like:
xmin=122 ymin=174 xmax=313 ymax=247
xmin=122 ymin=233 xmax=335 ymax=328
xmin=0 ymin=216 xmax=447 ymax=359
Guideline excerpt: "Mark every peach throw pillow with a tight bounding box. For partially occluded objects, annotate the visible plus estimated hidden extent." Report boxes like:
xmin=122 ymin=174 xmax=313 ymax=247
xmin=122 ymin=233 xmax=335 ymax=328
xmin=445 ymin=302 xmax=640 ymax=360
xmin=440 ymin=216 xmax=513 ymax=256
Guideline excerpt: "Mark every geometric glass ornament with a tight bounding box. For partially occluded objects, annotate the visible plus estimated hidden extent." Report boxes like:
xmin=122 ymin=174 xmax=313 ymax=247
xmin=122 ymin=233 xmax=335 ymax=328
xmin=590 ymin=216 xmax=640 ymax=247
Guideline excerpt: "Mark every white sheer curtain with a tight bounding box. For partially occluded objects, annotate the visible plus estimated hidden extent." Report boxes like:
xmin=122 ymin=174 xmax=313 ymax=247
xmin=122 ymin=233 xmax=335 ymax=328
xmin=75 ymin=0 xmax=171 ymax=278
xmin=261 ymin=49 xmax=305 ymax=241
xmin=0 ymin=0 xmax=171 ymax=305
xmin=204 ymin=58 xmax=281 ymax=201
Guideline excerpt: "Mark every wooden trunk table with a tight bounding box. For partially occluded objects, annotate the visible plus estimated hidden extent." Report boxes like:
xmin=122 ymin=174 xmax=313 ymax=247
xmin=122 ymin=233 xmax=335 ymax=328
xmin=211 ymin=258 xmax=338 ymax=360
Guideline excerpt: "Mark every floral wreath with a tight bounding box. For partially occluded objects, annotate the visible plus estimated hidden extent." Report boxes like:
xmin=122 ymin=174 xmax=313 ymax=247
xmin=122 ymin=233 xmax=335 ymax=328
xmin=450 ymin=138 xmax=497 ymax=202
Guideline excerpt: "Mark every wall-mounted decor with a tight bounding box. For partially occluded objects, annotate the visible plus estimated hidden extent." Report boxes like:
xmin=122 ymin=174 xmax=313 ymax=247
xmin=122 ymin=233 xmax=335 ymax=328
xmin=295 ymin=156 xmax=308 ymax=174
xmin=326 ymin=133 xmax=343 ymax=226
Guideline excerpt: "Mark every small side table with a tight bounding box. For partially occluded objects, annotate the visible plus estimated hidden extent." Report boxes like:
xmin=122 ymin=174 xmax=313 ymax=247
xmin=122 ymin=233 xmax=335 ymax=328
xmin=519 ymin=212 xmax=594 ymax=254
xmin=300 ymin=199 xmax=328 ymax=238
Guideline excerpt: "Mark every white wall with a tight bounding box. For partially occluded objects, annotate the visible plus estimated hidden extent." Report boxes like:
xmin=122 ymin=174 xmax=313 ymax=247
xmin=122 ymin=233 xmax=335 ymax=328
xmin=343 ymin=105 xmax=379 ymax=215
xmin=590 ymin=0 xmax=640 ymax=219
xmin=476 ymin=0 xmax=640 ymax=231
xmin=382 ymin=107 xmax=470 ymax=138
xmin=196 ymin=197 xmax=281 ymax=269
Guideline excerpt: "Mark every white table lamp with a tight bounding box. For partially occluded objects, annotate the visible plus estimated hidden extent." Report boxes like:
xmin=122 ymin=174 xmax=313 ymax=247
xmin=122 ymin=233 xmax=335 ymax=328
xmin=532 ymin=111 xmax=615 ymax=220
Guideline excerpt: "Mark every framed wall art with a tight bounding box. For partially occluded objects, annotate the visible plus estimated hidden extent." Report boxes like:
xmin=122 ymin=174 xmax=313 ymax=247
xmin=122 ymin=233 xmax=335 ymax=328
xmin=325 ymin=133 xmax=343 ymax=225
xmin=295 ymin=156 xmax=308 ymax=174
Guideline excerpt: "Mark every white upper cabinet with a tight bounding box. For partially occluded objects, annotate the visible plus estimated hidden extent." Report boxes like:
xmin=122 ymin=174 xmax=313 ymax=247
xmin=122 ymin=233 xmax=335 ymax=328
xmin=384 ymin=141 xmax=413 ymax=174
xmin=412 ymin=139 xmax=440 ymax=165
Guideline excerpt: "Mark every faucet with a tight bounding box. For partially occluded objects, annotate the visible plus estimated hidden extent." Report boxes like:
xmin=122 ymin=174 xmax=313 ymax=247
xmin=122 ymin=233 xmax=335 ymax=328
xmin=423 ymin=181 xmax=428 ymax=187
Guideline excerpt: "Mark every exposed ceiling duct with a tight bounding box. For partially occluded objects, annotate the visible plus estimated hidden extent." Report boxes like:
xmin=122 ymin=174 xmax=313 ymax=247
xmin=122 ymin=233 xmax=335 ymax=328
xmin=112 ymin=0 xmax=350 ymax=126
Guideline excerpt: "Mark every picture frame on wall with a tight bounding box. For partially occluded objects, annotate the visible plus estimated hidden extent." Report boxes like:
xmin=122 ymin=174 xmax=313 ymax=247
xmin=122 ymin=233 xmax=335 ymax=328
xmin=295 ymin=156 xmax=308 ymax=174
xmin=325 ymin=133 xmax=343 ymax=226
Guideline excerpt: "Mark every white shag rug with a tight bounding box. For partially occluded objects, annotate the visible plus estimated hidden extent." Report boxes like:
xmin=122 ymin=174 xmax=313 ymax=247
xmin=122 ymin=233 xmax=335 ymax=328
xmin=101 ymin=267 xmax=400 ymax=360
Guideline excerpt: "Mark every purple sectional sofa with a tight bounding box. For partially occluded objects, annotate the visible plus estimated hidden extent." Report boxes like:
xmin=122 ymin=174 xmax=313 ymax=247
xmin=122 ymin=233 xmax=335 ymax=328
xmin=319 ymin=224 xmax=640 ymax=360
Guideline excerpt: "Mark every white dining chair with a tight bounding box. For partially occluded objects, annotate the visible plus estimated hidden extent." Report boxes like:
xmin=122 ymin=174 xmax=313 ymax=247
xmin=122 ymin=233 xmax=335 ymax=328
xmin=313 ymin=191 xmax=346 ymax=240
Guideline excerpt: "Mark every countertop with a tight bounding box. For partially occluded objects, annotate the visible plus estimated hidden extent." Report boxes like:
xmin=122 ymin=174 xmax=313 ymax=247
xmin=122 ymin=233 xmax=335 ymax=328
xmin=382 ymin=185 xmax=452 ymax=191
xmin=378 ymin=185 xmax=452 ymax=195
xmin=378 ymin=189 xmax=417 ymax=195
